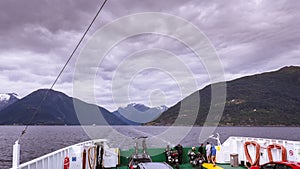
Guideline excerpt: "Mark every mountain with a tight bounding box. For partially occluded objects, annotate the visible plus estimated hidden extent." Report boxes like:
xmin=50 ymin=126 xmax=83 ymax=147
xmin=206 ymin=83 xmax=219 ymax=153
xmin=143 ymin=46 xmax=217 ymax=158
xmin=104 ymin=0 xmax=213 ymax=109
xmin=113 ymin=103 xmax=168 ymax=124
xmin=0 ymin=93 xmax=19 ymax=111
xmin=150 ymin=66 xmax=300 ymax=126
xmin=121 ymin=103 xmax=168 ymax=113
xmin=0 ymin=89 xmax=130 ymax=125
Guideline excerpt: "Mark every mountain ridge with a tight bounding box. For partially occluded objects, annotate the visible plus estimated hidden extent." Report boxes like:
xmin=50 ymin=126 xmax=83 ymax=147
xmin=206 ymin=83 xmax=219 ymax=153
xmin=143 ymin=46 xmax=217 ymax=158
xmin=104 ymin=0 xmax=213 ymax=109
xmin=113 ymin=103 xmax=168 ymax=124
xmin=1 ymin=66 xmax=300 ymax=126
xmin=0 ymin=89 xmax=168 ymax=125
xmin=0 ymin=89 xmax=132 ymax=125
xmin=150 ymin=66 xmax=300 ymax=126
xmin=0 ymin=93 xmax=19 ymax=111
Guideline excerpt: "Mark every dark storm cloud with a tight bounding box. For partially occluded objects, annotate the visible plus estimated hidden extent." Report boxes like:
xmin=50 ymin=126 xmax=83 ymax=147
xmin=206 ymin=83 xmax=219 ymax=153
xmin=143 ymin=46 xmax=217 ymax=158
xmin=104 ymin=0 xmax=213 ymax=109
xmin=0 ymin=0 xmax=101 ymax=53
xmin=192 ymin=0 xmax=300 ymax=75
xmin=0 ymin=0 xmax=99 ymax=32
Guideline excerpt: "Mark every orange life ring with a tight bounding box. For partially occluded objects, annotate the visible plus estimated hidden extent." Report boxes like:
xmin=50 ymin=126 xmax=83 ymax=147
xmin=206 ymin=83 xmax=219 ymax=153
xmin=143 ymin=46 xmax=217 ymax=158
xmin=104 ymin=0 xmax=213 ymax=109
xmin=64 ymin=156 xmax=70 ymax=169
xmin=267 ymin=143 xmax=287 ymax=162
xmin=244 ymin=141 xmax=260 ymax=166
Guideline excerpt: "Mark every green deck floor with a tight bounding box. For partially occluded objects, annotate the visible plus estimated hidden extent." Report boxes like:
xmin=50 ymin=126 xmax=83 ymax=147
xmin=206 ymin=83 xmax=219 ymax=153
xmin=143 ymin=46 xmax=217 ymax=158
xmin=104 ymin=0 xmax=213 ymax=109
xmin=116 ymin=163 xmax=247 ymax=169
xmin=116 ymin=146 xmax=247 ymax=169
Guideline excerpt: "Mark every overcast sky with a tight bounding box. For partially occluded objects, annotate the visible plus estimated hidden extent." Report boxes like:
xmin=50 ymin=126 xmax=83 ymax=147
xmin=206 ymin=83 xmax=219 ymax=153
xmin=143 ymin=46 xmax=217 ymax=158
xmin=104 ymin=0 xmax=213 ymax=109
xmin=1 ymin=0 xmax=300 ymax=111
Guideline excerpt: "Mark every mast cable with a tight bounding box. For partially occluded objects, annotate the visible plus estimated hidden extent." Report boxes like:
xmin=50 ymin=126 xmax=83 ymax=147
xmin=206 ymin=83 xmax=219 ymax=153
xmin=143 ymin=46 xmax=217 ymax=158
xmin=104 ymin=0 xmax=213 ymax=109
xmin=18 ymin=0 xmax=109 ymax=139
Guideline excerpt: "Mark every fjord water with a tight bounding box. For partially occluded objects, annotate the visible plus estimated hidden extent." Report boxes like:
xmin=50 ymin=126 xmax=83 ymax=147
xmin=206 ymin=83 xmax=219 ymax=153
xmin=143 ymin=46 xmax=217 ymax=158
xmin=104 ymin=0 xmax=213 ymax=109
xmin=1 ymin=126 xmax=300 ymax=169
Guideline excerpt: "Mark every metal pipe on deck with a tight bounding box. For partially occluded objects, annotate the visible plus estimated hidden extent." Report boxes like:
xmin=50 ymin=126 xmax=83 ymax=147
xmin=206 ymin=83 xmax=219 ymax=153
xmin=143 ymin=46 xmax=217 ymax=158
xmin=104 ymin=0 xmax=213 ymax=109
xmin=12 ymin=140 xmax=20 ymax=169
xmin=134 ymin=138 xmax=139 ymax=157
xmin=142 ymin=137 xmax=147 ymax=154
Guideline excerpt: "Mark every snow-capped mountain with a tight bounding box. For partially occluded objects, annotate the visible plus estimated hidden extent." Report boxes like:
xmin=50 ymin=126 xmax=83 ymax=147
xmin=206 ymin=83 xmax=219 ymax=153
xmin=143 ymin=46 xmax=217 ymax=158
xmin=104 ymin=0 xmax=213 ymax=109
xmin=0 ymin=93 xmax=19 ymax=111
xmin=0 ymin=89 xmax=133 ymax=125
xmin=114 ymin=103 xmax=168 ymax=124
xmin=124 ymin=103 xmax=168 ymax=112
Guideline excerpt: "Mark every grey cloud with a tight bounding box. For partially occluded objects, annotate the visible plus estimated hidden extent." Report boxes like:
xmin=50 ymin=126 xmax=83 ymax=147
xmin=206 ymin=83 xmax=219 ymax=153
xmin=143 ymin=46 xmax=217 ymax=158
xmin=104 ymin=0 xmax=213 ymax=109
xmin=0 ymin=0 xmax=100 ymax=33
xmin=1 ymin=0 xmax=300 ymax=111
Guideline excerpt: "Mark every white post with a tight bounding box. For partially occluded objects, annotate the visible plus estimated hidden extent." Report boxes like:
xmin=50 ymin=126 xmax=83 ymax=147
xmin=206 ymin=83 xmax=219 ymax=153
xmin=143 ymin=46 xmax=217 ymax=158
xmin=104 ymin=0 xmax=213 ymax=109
xmin=12 ymin=140 xmax=20 ymax=169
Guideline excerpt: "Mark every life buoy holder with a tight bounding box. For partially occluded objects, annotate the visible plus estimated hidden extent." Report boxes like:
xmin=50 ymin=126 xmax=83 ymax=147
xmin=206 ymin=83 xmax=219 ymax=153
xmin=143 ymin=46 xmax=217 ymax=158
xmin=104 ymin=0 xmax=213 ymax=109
xmin=267 ymin=143 xmax=287 ymax=162
xmin=87 ymin=146 xmax=97 ymax=169
xmin=244 ymin=141 xmax=260 ymax=166
xmin=64 ymin=156 xmax=70 ymax=169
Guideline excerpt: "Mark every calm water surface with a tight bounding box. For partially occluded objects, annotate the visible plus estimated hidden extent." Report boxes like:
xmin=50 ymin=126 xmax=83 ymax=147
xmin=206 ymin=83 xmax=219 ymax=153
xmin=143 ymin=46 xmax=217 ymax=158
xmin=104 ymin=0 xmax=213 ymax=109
xmin=1 ymin=126 xmax=300 ymax=169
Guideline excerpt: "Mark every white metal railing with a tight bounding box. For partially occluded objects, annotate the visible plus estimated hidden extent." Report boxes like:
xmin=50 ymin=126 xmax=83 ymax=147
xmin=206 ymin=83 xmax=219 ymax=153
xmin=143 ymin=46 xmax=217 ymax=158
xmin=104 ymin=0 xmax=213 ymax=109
xmin=218 ymin=136 xmax=300 ymax=164
xmin=11 ymin=139 xmax=107 ymax=169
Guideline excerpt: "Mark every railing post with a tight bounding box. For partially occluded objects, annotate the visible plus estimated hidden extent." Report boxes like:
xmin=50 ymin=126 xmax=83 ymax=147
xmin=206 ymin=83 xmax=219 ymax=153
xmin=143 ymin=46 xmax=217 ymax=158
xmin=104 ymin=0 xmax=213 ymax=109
xmin=12 ymin=140 xmax=20 ymax=169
